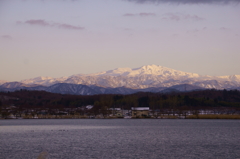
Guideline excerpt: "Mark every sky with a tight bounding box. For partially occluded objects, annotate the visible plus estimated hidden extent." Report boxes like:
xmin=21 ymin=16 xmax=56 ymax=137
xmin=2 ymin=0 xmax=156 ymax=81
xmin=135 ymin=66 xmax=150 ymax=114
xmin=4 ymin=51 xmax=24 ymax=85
xmin=1 ymin=0 xmax=240 ymax=81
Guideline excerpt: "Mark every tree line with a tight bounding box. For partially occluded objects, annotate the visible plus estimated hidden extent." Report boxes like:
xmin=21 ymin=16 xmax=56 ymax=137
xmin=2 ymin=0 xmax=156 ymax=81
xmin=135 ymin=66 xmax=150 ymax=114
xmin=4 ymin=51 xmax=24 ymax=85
xmin=1 ymin=89 xmax=240 ymax=111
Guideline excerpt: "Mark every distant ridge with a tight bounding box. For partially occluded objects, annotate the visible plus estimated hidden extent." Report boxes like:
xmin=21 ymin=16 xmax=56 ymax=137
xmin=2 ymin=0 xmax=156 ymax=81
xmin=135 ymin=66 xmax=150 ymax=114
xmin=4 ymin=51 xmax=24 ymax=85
xmin=0 ymin=82 xmax=205 ymax=95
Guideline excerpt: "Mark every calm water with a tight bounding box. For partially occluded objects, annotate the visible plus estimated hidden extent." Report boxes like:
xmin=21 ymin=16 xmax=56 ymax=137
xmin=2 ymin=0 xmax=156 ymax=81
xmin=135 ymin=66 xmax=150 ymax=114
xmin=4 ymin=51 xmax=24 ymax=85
xmin=0 ymin=119 xmax=240 ymax=159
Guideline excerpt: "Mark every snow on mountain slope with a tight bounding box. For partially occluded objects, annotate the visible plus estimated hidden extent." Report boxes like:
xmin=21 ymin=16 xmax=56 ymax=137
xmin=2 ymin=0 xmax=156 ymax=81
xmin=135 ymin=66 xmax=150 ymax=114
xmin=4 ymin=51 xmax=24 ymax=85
xmin=91 ymin=65 xmax=200 ymax=78
xmin=20 ymin=76 xmax=68 ymax=86
xmin=0 ymin=82 xmax=39 ymax=88
xmin=0 ymin=80 xmax=8 ymax=85
xmin=2 ymin=65 xmax=240 ymax=90
xmin=62 ymin=65 xmax=206 ymax=88
xmin=0 ymin=82 xmax=47 ymax=92
xmin=46 ymin=83 xmax=99 ymax=95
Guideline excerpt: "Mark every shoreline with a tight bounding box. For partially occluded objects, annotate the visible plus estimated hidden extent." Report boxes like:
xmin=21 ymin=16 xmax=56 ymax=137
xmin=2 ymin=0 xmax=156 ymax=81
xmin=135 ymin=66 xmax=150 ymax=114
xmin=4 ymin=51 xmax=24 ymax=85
xmin=1 ymin=114 xmax=240 ymax=120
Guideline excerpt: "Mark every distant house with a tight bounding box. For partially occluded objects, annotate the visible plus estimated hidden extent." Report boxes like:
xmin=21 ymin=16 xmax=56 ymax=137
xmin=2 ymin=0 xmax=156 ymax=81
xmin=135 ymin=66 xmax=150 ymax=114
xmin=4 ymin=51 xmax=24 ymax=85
xmin=122 ymin=110 xmax=131 ymax=117
xmin=131 ymin=107 xmax=149 ymax=117
xmin=58 ymin=111 xmax=68 ymax=115
xmin=86 ymin=105 xmax=94 ymax=110
xmin=109 ymin=108 xmax=122 ymax=117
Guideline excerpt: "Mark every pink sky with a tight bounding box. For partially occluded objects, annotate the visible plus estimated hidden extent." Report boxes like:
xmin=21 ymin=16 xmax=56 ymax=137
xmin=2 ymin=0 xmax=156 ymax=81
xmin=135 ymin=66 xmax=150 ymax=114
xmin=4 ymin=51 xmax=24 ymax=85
xmin=0 ymin=0 xmax=240 ymax=81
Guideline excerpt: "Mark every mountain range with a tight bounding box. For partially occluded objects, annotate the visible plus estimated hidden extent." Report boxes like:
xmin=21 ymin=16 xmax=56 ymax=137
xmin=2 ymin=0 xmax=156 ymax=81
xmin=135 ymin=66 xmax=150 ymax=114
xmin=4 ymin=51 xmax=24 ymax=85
xmin=1 ymin=65 xmax=240 ymax=95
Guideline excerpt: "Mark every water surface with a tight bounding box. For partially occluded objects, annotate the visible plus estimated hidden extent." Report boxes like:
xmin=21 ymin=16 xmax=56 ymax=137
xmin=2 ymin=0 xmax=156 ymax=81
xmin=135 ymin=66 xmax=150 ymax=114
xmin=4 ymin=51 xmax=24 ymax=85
xmin=0 ymin=119 xmax=239 ymax=159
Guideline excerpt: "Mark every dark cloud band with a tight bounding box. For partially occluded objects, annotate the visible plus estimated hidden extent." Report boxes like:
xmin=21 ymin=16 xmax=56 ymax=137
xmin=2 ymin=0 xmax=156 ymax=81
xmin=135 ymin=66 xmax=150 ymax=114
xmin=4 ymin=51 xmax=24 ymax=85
xmin=1 ymin=35 xmax=12 ymax=40
xmin=17 ymin=19 xmax=84 ymax=30
xmin=124 ymin=0 xmax=240 ymax=4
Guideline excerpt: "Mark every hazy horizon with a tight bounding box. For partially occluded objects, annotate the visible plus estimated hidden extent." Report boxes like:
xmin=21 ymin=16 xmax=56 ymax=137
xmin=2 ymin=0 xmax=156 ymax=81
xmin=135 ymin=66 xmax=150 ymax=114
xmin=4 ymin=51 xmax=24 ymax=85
xmin=1 ymin=0 xmax=240 ymax=81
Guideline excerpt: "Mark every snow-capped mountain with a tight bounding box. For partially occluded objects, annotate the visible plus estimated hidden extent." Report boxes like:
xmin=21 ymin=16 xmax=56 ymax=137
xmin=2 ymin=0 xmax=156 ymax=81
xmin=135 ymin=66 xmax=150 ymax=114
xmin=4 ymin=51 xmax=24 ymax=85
xmin=1 ymin=65 xmax=240 ymax=91
xmin=91 ymin=65 xmax=200 ymax=77
xmin=55 ymin=65 xmax=240 ymax=89
xmin=0 ymin=80 xmax=8 ymax=85
xmin=20 ymin=76 xmax=68 ymax=86
xmin=0 ymin=82 xmax=39 ymax=88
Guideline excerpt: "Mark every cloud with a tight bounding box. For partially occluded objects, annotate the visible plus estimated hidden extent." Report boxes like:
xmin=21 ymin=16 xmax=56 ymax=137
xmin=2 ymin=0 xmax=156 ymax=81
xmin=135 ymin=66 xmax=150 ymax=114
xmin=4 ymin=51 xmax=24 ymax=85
xmin=123 ymin=12 xmax=156 ymax=17
xmin=17 ymin=19 xmax=84 ymax=30
xmin=139 ymin=12 xmax=156 ymax=16
xmin=162 ymin=13 xmax=204 ymax=21
xmin=162 ymin=13 xmax=180 ymax=21
xmin=219 ymin=27 xmax=231 ymax=31
xmin=123 ymin=13 xmax=136 ymax=16
xmin=124 ymin=0 xmax=240 ymax=4
xmin=55 ymin=23 xmax=84 ymax=30
xmin=123 ymin=12 xmax=203 ymax=21
xmin=1 ymin=35 xmax=12 ymax=40
xmin=184 ymin=14 xmax=204 ymax=21
xmin=25 ymin=19 xmax=50 ymax=26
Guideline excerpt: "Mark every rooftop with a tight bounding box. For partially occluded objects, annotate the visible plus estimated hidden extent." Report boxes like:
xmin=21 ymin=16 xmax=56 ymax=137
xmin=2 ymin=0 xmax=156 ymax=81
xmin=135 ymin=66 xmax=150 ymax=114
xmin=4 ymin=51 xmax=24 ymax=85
xmin=131 ymin=107 xmax=149 ymax=111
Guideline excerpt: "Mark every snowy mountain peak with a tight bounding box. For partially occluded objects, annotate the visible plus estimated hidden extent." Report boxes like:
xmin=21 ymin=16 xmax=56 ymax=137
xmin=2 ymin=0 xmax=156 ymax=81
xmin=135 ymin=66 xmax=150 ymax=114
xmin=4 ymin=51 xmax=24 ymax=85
xmin=34 ymin=76 xmax=53 ymax=80
xmin=21 ymin=76 xmax=53 ymax=82
xmin=138 ymin=64 xmax=164 ymax=70
xmin=92 ymin=64 xmax=194 ymax=77
xmin=229 ymin=75 xmax=240 ymax=81
xmin=20 ymin=76 xmax=68 ymax=86
xmin=128 ymin=64 xmax=199 ymax=77
xmin=134 ymin=65 xmax=178 ymax=75
xmin=104 ymin=67 xmax=133 ymax=76
xmin=0 ymin=80 xmax=8 ymax=85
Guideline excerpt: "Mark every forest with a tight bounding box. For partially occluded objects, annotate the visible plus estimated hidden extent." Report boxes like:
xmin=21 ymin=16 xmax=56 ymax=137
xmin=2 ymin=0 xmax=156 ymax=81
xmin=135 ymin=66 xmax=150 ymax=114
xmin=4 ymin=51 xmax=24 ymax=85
xmin=1 ymin=89 xmax=240 ymax=109
xmin=0 ymin=89 xmax=240 ymax=118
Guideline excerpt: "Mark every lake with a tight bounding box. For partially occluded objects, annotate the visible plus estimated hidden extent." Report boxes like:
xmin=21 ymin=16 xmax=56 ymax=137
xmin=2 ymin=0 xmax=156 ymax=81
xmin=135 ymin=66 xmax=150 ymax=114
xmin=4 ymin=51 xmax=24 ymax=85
xmin=0 ymin=119 xmax=240 ymax=159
